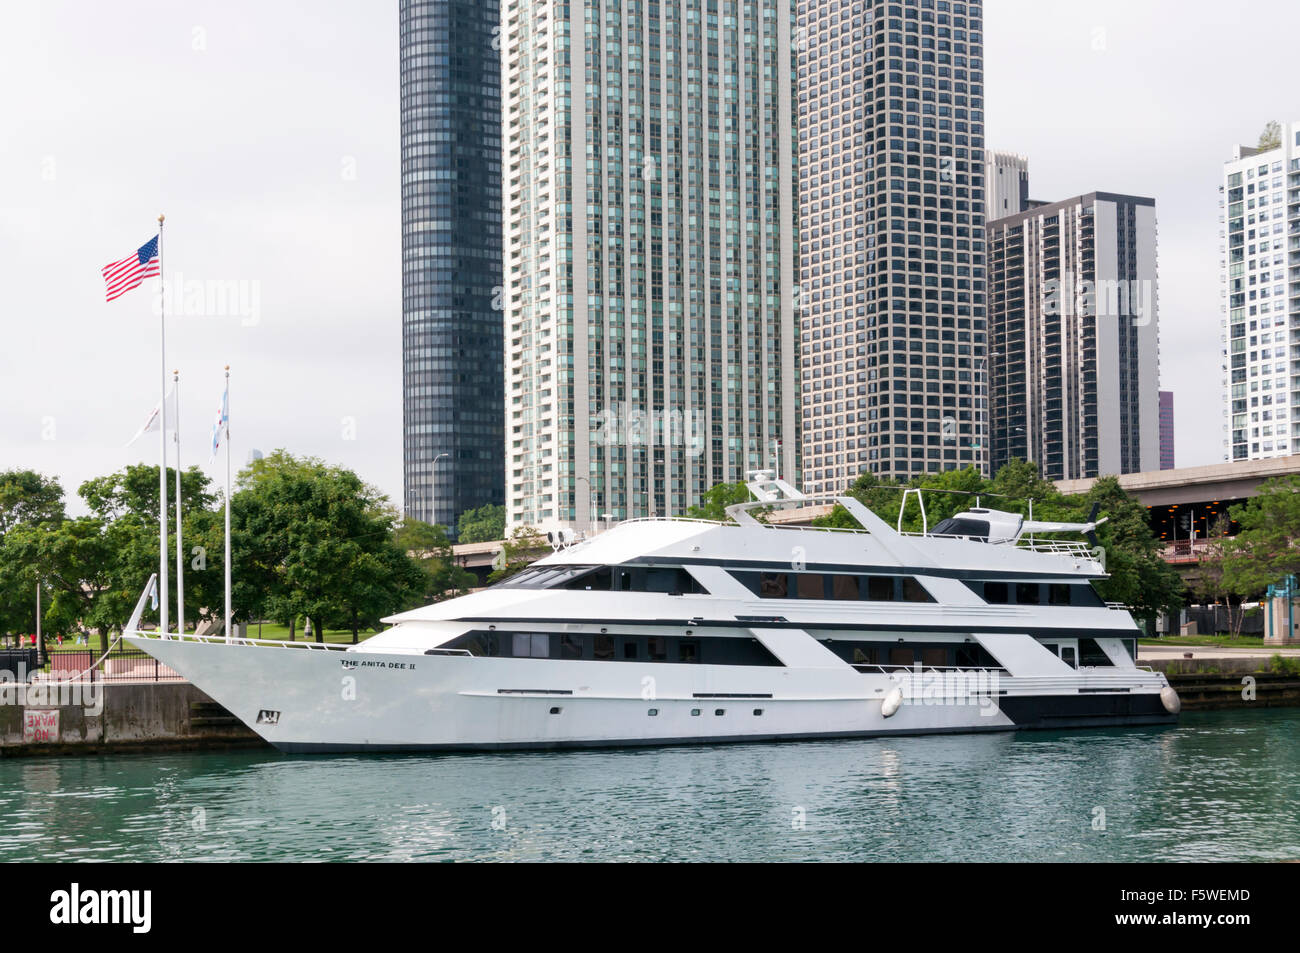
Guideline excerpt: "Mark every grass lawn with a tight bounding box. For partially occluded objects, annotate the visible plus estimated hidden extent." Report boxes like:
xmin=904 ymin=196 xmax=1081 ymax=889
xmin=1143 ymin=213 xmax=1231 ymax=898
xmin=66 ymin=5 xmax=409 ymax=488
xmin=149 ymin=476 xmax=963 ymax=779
xmin=244 ymin=622 xmax=379 ymax=645
xmin=1139 ymin=634 xmax=1266 ymax=648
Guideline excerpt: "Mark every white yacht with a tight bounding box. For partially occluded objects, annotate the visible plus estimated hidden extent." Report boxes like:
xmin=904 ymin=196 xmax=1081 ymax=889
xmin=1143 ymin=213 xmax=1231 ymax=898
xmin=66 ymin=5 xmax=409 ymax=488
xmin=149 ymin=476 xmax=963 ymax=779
xmin=125 ymin=475 xmax=1180 ymax=752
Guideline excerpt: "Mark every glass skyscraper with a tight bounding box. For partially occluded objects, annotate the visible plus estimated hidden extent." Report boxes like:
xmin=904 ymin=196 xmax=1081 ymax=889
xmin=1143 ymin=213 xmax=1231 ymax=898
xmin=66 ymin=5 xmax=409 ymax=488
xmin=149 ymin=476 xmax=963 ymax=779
xmin=401 ymin=0 xmax=505 ymax=533
xmin=503 ymin=0 xmax=800 ymax=530
xmin=797 ymin=0 xmax=986 ymax=492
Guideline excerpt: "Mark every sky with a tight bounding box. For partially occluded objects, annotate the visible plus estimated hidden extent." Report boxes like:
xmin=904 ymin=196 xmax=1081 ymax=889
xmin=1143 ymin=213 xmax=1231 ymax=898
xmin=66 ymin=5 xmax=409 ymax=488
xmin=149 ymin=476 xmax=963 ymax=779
xmin=1 ymin=0 xmax=1297 ymax=517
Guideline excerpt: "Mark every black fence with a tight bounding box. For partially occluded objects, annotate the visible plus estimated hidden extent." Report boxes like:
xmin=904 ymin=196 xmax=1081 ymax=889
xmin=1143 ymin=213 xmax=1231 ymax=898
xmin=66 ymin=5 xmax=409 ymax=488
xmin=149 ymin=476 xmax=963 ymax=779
xmin=31 ymin=645 xmax=185 ymax=682
xmin=1183 ymin=605 xmax=1266 ymax=636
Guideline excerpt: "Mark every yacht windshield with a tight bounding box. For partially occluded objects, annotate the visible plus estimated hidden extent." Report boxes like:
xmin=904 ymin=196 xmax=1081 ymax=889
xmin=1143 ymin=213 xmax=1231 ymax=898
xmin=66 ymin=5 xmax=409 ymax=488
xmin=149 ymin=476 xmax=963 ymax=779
xmin=930 ymin=517 xmax=990 ymax=541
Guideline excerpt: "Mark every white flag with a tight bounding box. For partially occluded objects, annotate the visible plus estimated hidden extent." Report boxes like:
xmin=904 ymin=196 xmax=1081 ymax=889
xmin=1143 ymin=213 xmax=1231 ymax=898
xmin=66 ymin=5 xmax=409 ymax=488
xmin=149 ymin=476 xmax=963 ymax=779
xmin=209 ymin=384 xmax=229 ymax=463
xmin=125 ymin=384 xmax=176 ymax=447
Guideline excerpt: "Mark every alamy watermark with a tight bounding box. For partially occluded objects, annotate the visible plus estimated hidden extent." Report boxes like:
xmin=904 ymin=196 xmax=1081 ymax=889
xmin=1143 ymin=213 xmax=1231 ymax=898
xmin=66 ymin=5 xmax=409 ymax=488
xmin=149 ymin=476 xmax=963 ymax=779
xmin=592 ymin=403 xmax=705 ymax=456
xmin=889 ymin=663 xmax=1002 ymax=716
xmin=1044 ymin=271 xmax=1153 ymax=326
xmin=152 ymin=271 xmax=261 ymax=326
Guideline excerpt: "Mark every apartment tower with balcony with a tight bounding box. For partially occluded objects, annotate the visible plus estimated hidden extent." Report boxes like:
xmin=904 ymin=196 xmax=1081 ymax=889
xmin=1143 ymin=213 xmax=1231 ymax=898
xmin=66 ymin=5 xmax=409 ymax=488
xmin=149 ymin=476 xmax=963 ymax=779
xmin=987 ymin=192 xmax=1161 ymax=480
xmin=503 ymin=0 xmax=800 ymax=529
xmin=1220 ymin=121 xmax=1300 ymax=462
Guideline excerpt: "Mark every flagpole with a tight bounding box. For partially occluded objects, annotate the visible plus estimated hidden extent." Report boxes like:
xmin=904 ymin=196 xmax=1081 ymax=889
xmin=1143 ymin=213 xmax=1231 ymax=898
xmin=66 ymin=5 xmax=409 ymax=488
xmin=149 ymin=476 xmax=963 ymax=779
xmin=174 ymin=368 xmax=184 ymax=637
xmin=157 ymin=213 xmax=169 ymax=639
xmin=224 ymin=365 xmax=232 ymax=643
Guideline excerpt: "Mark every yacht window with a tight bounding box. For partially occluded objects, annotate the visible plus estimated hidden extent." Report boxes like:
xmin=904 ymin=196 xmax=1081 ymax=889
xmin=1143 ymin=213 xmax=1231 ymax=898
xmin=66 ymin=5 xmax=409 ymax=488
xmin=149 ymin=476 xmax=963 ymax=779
xmin=983 ymin=581 xmax=1009 ymax=604
xmin=1060 ymin=646 xmax=1077 ymax=668
xmin=647 ymin=636 xmax=668 ymax=660
xmin=796 ymin=574 xmax=826 ymax=599
xmin=922 ymin=647 xmax=948 ymax=668
xmin=1016 ymin=583 xmax=1041 ymax=605
xmin=1078 ymin=638 xmax=1115 ymax=667
xmin=1048 ymin=584 xmax=1071 ymax=605
xmin=832 ymin=575 xmax=861 ymax=600
xmin=565 ymin=566 xmax=612 ymax=590
xmin=513 ymin=633 xmax=550 ymax=658
xmin=560 ymin=634 xmax=583 ymax=659
xmin=759 ymin=572 xmax=789 ymax=598
xmin=622 ymin=639 xmax=639 ymax=660
xmin=866 ymin=576 xmax=896 ymax=601
xmin=889 ymin=647 xmax=915 ymax=666
xmin=852 ymin=645 xmax=875 ymax=664
xmin=678 ymin=640 xmax=699 ymax=663
xmin=594 ymin=634 xmax=616 ymax=660
xmin=902 ymin=578 xmax=935 ymax=603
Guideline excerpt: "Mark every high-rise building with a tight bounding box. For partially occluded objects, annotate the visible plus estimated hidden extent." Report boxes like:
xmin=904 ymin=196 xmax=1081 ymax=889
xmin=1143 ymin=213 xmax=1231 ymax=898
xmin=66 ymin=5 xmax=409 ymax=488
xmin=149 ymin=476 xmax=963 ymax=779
xmin=401 ymin=0 xmax=504 ymax=534
xmin=1220 ymin=121 xmax=1300 ymax=462
xmin=797 ymin=0 xmax=987 ymax=494
xmin=503 ymin=0 xmax=800 ymax=530
xmin=987 ymin=192 xmax=1161 ymax=479
xmin=1158 ymin=390 xmax=1174 ymax=470
xmin=985 ymin=150 xmax=1029 ymax=220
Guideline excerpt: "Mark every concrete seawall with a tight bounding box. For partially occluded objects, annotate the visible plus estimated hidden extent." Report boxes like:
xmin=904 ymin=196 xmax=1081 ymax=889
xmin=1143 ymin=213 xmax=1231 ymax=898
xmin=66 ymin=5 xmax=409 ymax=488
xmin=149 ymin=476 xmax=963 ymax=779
xmin=0 ymin=681 xmax=266 ymax=757
xmin=1146 ymin=657 xmax=1300 ymax=711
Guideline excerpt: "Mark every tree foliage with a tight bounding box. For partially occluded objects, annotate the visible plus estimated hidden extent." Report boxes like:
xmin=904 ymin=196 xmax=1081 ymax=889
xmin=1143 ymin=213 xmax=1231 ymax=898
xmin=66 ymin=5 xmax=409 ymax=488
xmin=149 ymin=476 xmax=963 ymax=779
xmin=1220 ymin=475 xmax=1300 ymax=596
xmin=487 ymin=526 xmax=550 ymax=583
xmin=1258 ymin=120 xmax=1282 ymax=150
xmin=0 ymin=451 xmax=473 ymax=646
xmin=457 ymin=503 xmax=506 ymax=543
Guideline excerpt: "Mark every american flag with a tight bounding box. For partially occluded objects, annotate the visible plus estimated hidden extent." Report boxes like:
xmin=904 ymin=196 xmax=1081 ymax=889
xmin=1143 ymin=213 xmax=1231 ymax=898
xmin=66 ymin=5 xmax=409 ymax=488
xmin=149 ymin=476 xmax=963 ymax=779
xmin=102 ymin=235 xmax=160 ymax=302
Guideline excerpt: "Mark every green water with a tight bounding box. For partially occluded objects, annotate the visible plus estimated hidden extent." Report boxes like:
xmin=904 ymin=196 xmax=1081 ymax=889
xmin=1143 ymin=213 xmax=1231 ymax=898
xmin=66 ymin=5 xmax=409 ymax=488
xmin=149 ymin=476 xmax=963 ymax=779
xmin=2 ymin=709 xmax=1297 ymax=862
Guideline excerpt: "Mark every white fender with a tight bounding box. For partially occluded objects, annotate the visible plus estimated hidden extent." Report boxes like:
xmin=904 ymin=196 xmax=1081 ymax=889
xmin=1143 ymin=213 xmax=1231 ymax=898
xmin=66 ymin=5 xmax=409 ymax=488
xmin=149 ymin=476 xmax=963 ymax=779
xmin=881 ymin=685 xmax=904 ymax=718
xmin=1160 ymin=686 xmax=1181 ymax=714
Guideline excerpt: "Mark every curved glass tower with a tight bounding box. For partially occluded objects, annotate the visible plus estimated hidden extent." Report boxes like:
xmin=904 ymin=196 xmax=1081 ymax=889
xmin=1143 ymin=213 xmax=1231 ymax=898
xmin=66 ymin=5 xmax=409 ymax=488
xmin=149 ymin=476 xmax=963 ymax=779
xmin=400 ymin=0 xmax=504 ymax=533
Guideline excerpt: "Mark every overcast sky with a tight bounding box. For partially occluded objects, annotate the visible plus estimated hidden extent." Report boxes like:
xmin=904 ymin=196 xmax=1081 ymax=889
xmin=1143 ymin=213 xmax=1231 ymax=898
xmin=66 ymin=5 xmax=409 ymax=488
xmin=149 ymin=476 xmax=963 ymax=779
xmin=2 ymin=1 xmax=1296 ymax=516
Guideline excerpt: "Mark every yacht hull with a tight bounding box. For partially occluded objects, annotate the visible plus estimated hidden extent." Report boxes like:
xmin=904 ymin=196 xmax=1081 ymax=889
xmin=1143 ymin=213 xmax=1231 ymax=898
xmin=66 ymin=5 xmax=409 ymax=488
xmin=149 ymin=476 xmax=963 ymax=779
xmin=125 ymin=636 xmax=1174 ymax=753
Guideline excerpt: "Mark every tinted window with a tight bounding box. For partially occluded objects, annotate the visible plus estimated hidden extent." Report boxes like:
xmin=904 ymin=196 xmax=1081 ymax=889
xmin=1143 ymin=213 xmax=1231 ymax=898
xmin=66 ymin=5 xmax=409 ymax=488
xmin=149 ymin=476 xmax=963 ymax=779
xmin=866 ymin=576 xmax=896 ymax=600
xmin=796 ymin=574 xmax=826 ymax=599
xmin=1048 ymin=584 xmax=1071 ymax=605
xmin=922 ymin=647 xmax=948 ymax=668
xmin=932 ymin=517 xmax=990 ymax=540
xmin=1016 ymin=583 xmax=1041 ymax=605
xmin=889 ymin=647 xmax=915 ymax=666
xmin=646 ymin=636 xmax=667 ymax=661
xmin=984 ymin=581 xmax=1009 ymax=603
xmin=759 ymin=572 xmax=788 ymax=598
xmin=832 ymin=575 xmax=860 ymax=600
xmin=594 ymin=634 xmax=615 ymax=660
xmin=903 ymin=578 xmax=934 ymax=603
xmin=560 ymin=634 xmax=583 ymax=659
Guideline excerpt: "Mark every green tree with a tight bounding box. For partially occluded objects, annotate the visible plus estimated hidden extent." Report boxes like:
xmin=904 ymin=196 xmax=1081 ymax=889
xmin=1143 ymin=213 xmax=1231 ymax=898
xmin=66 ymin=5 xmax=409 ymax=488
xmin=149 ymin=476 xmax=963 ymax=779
xmin=1258 ymin=120 xmax=1282 ymax=150
xmin=395 ymin=518 xmax=475 ymax=604
xmin=0 ymin=469 xmax=65 ymax=535
xmin=686 ymin=482 xmax=755 ymax=522
xmin=1083 ymin=476 xmax=1185 ymax=622
xmin=487 ymin=526 xmax=550 ymax=583
xmin=231 ymin=451 xmax=428 ymax=642
xmin=457 ymin=503 xmax=506 ymax=543
xmin=1221 ymin=474 xmax=1300 ymax=597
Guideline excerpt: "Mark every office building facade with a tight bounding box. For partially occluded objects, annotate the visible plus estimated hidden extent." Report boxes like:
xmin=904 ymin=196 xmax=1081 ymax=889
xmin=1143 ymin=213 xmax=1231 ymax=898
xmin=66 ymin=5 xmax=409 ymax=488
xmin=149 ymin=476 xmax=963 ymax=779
xmin=985 ymin=149 xmax=1029 ymax=220
xmin=797 ymin=0 xmax=987 ymax=494
xmin=1158 ymin=389 xmax=1174 ymax=470
xmin=987 ymin=192 xmax=1160 ymax=480
xmin=503 ymin=0 xmax=800 ymax=529
xmin=1220 ymin=122 xmax=1300 ymax=462
xmin=401 ymin=0 xmax=505 ymax=533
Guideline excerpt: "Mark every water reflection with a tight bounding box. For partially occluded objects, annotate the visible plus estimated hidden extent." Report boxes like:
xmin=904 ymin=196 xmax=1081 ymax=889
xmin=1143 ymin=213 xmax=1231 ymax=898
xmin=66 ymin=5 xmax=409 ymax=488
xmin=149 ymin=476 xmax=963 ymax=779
xmin=1 ymin=710 xmax=1296 ymax=862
